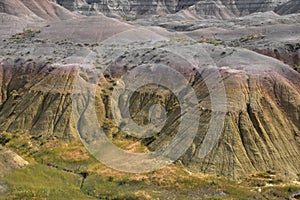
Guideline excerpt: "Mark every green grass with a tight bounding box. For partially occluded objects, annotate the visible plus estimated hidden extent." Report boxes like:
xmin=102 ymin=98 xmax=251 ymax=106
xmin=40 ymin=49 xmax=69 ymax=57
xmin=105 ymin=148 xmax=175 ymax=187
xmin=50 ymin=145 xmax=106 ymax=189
xmin=239 ymin=34 xmax=265 ymax=43
xmin=82 ymin=175 xmax=147 ymax=199
xmin=1 ymin=131 xmax=299 ymax=199
xmin=197 ymin=38 xmax=224 ymax=46
xmin=0 ymin=164 xmax=93 ymax=200
xmin=262 ymin=185 xmax=300 ymax=199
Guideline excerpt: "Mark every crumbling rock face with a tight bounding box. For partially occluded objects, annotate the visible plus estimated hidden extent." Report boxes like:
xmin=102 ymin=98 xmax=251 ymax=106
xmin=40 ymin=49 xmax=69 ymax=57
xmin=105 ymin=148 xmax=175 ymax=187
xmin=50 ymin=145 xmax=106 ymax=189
xmin=98 ymin=46 xmax=300 ymax=179
xmin=0 ymin=59 xmax=77 ymax=140
xmin=50 ymin=0 xmax=291 ymax=18
xmin=186 ymin=0 xmax=290 ymax=19
xmin=275 ymin=0 xmax=300 ymax=15
xmin=186 ymin=70 xmax=300 ymax=179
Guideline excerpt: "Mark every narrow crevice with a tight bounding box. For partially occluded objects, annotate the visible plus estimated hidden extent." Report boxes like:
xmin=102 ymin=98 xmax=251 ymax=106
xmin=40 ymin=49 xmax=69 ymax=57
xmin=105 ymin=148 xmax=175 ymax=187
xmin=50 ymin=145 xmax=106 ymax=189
xmin=79 ymin=171 xmax=89 ymax=189
xmin=237 ymin=111 xmax=257 ymax=171
xmin=246 ymin=103 xmax=266 ymax=143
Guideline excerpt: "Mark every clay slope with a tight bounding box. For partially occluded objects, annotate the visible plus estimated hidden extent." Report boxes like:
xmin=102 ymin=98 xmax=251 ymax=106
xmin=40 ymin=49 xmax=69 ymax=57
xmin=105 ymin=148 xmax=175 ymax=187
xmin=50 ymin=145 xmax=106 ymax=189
xmin=101 ymin=44 xmax=300 ymax=179
xmin=0 ymin=43 xmax=299 ymax=179
xmin=0 ymin=59 xmax=77 ymax=140
xmin=0 ymin=19 xmax=299 ymax=179
xmin=39 ymin=14 xmax=134 ymax=43
xmin=0 ymin=0 xmax=76 ymax=21
xmin=275 ymin=0 xmax=300 ymax=15
xmin=185 ymin=0 xmax=291 ymax=19
xmin=190 ymin=62 xmax=300 ymax=179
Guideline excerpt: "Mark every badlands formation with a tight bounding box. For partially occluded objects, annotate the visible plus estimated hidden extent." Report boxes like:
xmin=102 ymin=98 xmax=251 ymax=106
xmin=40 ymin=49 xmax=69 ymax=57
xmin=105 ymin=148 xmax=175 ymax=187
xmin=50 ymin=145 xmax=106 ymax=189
xmin=0 ymin=0 xmax=299 ymax=199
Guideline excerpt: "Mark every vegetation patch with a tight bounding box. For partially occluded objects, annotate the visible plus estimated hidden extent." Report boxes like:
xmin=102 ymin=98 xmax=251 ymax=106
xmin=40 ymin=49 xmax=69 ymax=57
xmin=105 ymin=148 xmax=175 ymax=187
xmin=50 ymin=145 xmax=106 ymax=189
xmin=9 ymin=29 xmax=41 ymax=43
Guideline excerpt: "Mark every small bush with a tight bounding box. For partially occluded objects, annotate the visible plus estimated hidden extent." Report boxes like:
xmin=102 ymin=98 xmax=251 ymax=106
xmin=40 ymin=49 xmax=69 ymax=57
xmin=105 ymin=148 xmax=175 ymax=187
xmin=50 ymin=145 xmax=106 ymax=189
xmin=0 ymin=132 xmax=12 ymax=145
xmin=197 ymin=38 xmax=224 ymax=46
xmin=10 ymin=90 xmax=20 ymax=99
xmin=118 ymin=177 xmax=130 ymax=185
xmin=79 ymin=72 xmax=88 ymax=81
xmin=103 ymin=71 xmax=111 ymax=79
xmin=257 ymin=172 xmax=272 ymax=179
xmin=293 ymin=65 xmax=300 ymax=73
xmin=108 ymin=176 xmax=114 ymax=182
xmin=121 ymin=17 xmax=130 ymax=21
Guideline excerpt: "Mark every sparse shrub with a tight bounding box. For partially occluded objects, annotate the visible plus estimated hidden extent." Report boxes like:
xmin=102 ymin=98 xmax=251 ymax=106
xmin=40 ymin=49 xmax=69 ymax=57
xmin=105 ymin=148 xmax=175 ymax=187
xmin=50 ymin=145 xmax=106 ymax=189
xmin=293 ymin=65 xmax=300 ymax=73
xmin=266 ymin=170 xmax=276 ymax=175
xmin=103 ymin=71 xmax=111 ymax=79
xmin=108 ymin=176 xmax=114 ymax=182
xmin=94 ymin=63 xmax=104 ymax=69
xmin=239 ymin=34 xmax=265 ymax=43
xmin=9 ymin=29 xmax=41 ymax=43
xmin=118 ymin=177 xmax=130 ymax=185
xmin=79 ymin=72 xmax=88 ymax=81
xmin=121 ymin=16 xmax=130 ymax=21
xmin=10 ymin=90 xmax=20 ymax=99
xmin=210 ymin=180 xmax=218 ymax=186
xmin=197 ymin=38 xmax=224 ymax=46
xmin=108 ymin=86 xmax=114 ymax=91
xmin=0 ymin=132 xmax=12 ymax=145
xmin=257 ymin=172 xmax=272 ymax=179
xmin=93 ymin=42 xmax=101 ymax=47
xmin=172 ymin=35 xmax=190 ymax=42
xmin=268 ymin=179 xmax=282 ymax=185
xmin=46 ymin=57 xmax=53 ymax=63
xmin=14 ymin=129 xmax=21 ymax=134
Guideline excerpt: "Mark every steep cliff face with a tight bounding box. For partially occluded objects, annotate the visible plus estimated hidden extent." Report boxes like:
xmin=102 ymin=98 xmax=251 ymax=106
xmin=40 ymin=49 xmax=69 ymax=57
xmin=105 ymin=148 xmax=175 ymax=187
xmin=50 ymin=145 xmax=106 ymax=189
xmin=51 ymin=0 xmax=181 ymax=16
xmin=50 ymin=0 xmax=291 ymax=18
xmin=0 ymin=59 xmax=77 ymax=140
xmin=189 ymin=67 xmax=300 ymax=178
xmin=187 ymin=0 xmax=290 ymax=19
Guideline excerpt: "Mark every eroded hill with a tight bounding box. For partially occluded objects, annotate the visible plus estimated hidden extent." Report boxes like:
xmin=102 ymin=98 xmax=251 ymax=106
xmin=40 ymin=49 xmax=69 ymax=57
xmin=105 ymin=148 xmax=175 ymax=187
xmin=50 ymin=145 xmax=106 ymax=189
xmin=0 ymin=0 xmax=300 ymax=199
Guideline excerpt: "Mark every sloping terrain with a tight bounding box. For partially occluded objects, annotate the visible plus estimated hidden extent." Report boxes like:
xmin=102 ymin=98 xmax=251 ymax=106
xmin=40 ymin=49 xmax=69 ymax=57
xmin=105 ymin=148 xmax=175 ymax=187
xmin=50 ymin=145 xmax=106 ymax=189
xmin=275 ymin=0 xmax=300 ymax=15
xmin=0 ymin=43 xmax=299 ymax=179
xmin=0 ymin=146 xmax=28 ymax=175
xmin=0 ymin=59 xmax=77 ymax=140
xmin=0 ymin=0 xmax=76 ymax=20
xmin=100 ymin=43 xmax=300 ymax=179
xmin=0 ymin=0 xmax=299 ymax=199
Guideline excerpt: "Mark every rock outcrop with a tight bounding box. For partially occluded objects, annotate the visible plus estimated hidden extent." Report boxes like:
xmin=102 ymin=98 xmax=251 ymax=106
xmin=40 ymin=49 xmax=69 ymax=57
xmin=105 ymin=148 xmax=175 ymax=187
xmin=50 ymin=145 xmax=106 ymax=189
xmin=0 ymin=147 xmax=29 ymax=174
xmin=101 ymin=44 xmax=300 ymax=179
xmin=186 ymin=0 xmax=290 ymax=19
xmin=50 ymin=0 xmax=292 ymax=18
xmin=275 ymin=0 xmax=300 ymax=15
xmin=0 ymin=59 xmax=77 ymax=140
